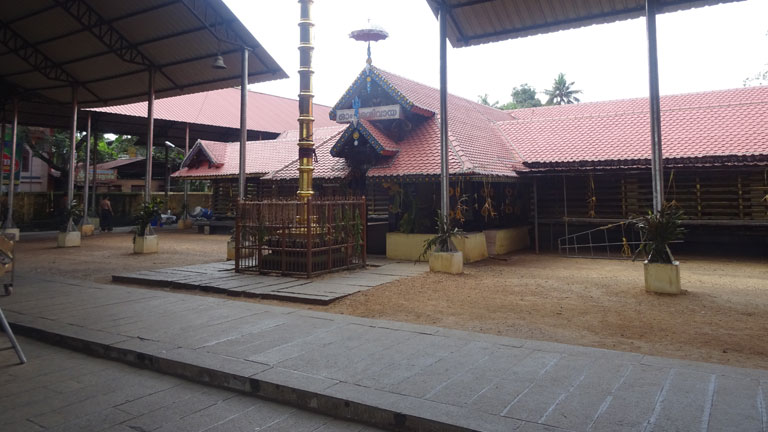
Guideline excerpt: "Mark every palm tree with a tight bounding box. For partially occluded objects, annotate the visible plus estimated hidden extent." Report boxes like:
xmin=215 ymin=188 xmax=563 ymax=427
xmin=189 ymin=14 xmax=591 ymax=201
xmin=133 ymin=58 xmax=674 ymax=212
xmin=544 ymin=73 xmax=582 ymax=105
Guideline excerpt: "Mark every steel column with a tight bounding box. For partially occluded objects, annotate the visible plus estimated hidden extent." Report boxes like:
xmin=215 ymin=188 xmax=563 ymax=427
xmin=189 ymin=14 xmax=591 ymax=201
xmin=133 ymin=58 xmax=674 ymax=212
xmin=533 ymin=180 xmax=539 ymax=254
xmin=82 ymin=112 xmax=91 ymax=223
xmin=183 ymin=122 xmax=189 ymax=220
xmin=563 ymin=175 xmax=568 ymax=245
xmin=91 ymin=131 xmax=97 ymax=212
xmin=646 ymin=0 xmax=664 ymax=213
xmin=438 ymin=2 xmax=450 ymax=236
xmin=164 ymin=145 xmax=169 ymax=210
xmin=239 ymin=47 xmax=248 ymax=200
xmin=4 ymin=100 xmax=18 ymax=228
xmin=67 ymin=88 xmax=77 ymax=209
xmin=145 ymin=68 xmax=155 ymax=202
xmin=0 ymin=118 xmax=5 ymax=204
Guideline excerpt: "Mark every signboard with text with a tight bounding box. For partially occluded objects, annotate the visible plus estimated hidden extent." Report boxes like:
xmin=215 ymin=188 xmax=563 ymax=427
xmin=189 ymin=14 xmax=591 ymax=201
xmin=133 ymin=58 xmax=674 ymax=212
xmin=76 ymin=168 xmax=116 ymax=183
xmin=336 ymin=104 xmax=403 ymax=123
xmin=2 ymin=128 xmax=22 ymax=185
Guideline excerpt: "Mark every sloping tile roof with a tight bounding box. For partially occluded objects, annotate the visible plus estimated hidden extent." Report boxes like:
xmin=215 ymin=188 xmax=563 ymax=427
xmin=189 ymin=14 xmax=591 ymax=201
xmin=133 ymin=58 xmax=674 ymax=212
xmin=497 ymin=86 xmax=768 ymax=169
xmin=91 ymin=88 xmax=337 ymax=135
xmin=173 ymin=125 xmax=345 ymax=178
xmin=265 ymin=128 xmax=350 ymax=181
xmin=366 ymin=68 xmax=524 ymax=177
xmin=330 ymin=120 xmax=399 ymax=157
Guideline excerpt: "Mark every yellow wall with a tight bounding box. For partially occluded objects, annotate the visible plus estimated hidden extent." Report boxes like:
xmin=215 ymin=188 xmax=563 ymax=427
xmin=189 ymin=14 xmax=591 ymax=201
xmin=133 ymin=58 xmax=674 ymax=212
xmin=485 ymin=227 xmax=530 ymax=255
xmin=386 ymin=232 xmax=488 ymax=263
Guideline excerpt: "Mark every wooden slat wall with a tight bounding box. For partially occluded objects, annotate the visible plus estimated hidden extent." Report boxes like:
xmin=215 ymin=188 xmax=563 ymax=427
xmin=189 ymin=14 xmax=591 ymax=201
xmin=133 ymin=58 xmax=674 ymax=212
xmin=211 ymin=178 xmax=263 ymax=218
xmin=535 ymin=169 xmax=768 ymax=222
xmin=366 ymin=182 xmax=390 ymax=217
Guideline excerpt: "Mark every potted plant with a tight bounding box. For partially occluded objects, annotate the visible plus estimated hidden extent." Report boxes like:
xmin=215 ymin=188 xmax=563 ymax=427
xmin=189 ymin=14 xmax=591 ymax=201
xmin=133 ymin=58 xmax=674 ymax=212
xmin=418 ymin=212 xmax=466 ymax=274
xmin=133 ymin=198 xmax=162 ymax=254
xmin=633 ymin=202 xmax=685 ymax=294
xmin=57 ymin=200 xmax=83 ymax=248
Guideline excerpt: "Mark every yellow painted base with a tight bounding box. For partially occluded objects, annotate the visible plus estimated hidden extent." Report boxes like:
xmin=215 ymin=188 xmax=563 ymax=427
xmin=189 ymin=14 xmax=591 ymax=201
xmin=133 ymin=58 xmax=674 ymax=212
xmin=485 ymin=226 xmax=530 ymax=255
xmin=177 ymin=219 xmax=194 ymax=229
xmin=644 ymin=261 xmax=681 ymax=294
xmin=134 ymin=235 xmax=158 ymax=254
xmin=386 ymin=233 xmax=433 ymax=261
xmin=386 ymin=232 xmax=488 ymax=263
xmin=80 ymin=224 xmax=95 ymax=237
xmin=429 ymin=251 xmax=463 ymax=274
xmin=227 ymin=239 xmax=235 ymax=260
xmin=451 ymin=232 xmax=488 ymax=263
xmin=57 ymin=231 xmax=81 ymax=248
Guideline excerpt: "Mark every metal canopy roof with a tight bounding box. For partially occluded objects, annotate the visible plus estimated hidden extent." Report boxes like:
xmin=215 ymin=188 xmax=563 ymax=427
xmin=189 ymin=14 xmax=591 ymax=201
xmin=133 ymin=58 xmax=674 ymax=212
xmin=0 ymin=0 xmax=287 ymax=108
xmin=426 ymin=0 xmax=745 ymax=48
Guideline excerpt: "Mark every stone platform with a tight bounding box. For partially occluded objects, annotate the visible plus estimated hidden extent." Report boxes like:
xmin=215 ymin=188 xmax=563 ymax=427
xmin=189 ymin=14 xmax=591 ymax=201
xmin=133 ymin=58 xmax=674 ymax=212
xmin=4 ymin=273 xmax=767 ymax=432
xmin=112 ymin=259 xmax=426 ymax=305
xmin=0 ymin=337 xmax=382 ymax=432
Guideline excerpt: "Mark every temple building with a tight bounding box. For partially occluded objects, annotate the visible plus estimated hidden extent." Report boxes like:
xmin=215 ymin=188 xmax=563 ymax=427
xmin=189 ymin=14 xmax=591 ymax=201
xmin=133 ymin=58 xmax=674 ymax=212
xmin=174 ymin=65 xmax=768 ymax=255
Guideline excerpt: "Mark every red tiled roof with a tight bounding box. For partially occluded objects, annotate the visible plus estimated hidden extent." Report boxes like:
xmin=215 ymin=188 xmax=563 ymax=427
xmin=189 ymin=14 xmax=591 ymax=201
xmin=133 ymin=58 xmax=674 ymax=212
xmin=173 ymin=125 xmax=345 ymax=178
xmin=91 ymin=88 xmax=337 ymax=135
xmin=330 ymin=120 xmax=399 ymax=157
xmin=268 ymin=67 xmax=527 ymax=180
xmin=265 ymin=128 xmax=350 ymax=181
xmin=367 ymin=68 xmax=523 ymax=177
xmin=498 ymin=86 xmax=768 ymax=169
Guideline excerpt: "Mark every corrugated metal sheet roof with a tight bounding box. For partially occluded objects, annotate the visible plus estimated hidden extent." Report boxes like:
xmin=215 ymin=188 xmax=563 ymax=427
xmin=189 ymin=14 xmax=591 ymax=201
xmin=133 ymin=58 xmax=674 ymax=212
xmin=89 ymin=88 xmax=338 ymax=136
xmin=426 ymin=0 xmax=745 ymax=47
xmin=0 ymin=0 xmax=286 ymax=107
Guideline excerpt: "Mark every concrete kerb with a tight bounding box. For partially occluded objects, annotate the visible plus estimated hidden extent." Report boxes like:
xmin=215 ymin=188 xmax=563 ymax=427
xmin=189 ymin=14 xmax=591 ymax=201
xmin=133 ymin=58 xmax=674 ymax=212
xmin=7 ymin=319 xmax=486 ymax=432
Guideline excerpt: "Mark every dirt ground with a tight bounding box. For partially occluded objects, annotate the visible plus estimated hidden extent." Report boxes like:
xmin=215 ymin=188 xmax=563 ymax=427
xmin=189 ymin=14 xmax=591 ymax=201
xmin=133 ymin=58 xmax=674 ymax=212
xmin=14 ymin=230 xmax=768 ymax=370
xmin=15 ymin=230 xmax=232 ymax=285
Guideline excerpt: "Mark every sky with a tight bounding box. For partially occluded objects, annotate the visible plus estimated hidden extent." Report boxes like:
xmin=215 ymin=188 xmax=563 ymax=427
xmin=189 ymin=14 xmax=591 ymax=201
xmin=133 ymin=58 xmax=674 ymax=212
xmin=223 ymin=0 xmax=768 ymax=108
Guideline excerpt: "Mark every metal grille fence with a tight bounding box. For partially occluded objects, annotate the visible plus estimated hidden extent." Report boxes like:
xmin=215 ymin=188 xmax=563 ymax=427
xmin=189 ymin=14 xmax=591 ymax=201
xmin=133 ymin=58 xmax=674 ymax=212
xmin=235 ymin=198 xmax=366 ymax=277
xmin=558 ymin=219 xmax=643 ymax=260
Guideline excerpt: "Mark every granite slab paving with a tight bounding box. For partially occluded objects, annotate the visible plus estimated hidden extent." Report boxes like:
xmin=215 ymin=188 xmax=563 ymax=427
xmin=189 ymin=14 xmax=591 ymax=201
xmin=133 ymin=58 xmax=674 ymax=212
xmin=0 ymin=337 xmax=383 ymax=432
xmin=3 ymin=273 xmax=768 ymax=432
xmin=112 ymin=259 xmax=428 ymax=304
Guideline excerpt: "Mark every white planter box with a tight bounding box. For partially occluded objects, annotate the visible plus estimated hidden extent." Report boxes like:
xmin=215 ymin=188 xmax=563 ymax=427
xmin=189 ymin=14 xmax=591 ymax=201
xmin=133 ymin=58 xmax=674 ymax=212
xmin=134 ymin=235 xmax=158 ymax=254
xmin=3 ymin=228 xmax=20 ymax=241
xmin=57 ymin=231 xmax=81 ymax=248
xmin=429 ymin=251 xmax=463 ymax=274
xmin=644 ymin=261 xmax=681 ymax=294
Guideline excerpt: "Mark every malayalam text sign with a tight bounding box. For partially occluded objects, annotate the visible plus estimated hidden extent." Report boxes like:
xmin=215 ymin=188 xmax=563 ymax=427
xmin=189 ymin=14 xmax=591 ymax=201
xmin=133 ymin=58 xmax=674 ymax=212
xmin=336 ymin=104 xmax=403 ymax=123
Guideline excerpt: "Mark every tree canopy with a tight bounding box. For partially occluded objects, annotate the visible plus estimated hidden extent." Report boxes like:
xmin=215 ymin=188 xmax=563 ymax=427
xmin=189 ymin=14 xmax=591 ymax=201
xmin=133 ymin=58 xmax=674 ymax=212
xmin=477 ymin=93 xmax=500 ymax=108
xmin=511 ymin=84 xmax=542 ymax=108
xmin=544 ymin=73 xmax=582 ymax=105
xmin=478 ymin=84 xmax=544 ymax=110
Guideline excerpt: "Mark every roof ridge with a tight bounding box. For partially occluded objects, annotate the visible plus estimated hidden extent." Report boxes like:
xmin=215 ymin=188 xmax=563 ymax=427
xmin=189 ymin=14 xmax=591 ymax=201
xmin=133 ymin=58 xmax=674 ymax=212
xmin=376 ymin=66 xmax=506 ymax=115
xmin=497 ymin=97 xmax=768 ymax=125
xmin=503 ymin=86 xmax=768 ymax=118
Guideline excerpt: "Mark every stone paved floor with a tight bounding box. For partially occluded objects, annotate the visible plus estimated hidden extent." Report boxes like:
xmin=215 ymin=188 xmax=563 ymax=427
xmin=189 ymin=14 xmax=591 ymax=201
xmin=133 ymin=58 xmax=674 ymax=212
xmin=112 ymin=260 xmax=427 ymax=304
xmin=0 ymin=337 xmax=382 ymax=432
xmin=2 ymin=273 xmax=767 ymax=432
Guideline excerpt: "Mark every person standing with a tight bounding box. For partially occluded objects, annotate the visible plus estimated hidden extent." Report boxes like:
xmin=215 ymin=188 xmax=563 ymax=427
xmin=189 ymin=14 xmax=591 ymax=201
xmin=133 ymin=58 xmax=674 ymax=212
xmin=100 ymin=196 xmax=113 ymax=232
